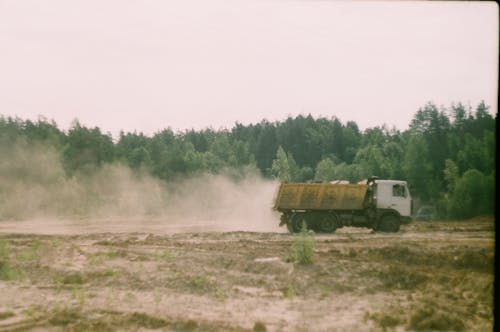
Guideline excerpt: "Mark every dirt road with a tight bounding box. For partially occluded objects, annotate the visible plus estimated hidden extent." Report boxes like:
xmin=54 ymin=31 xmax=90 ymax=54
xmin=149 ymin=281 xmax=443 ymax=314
xmin=0 ymin=217 xmax=494 ymax=331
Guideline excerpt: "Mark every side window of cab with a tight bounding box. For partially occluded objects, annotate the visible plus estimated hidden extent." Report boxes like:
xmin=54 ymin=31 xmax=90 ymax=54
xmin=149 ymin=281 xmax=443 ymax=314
xmin=392 ymin=184 xmax=406 ymax=197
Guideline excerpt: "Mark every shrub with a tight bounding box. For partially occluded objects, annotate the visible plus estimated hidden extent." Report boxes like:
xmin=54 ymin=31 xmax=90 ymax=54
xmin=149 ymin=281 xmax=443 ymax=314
xmin=291 ymin=222 xmax=315 ymax=265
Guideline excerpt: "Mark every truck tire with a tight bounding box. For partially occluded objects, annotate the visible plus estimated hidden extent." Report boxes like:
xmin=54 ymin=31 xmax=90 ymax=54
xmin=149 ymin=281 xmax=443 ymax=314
xmin=288 ymin=213 xmax=308 ymax=233
xmin=378 ymin=214 xmax=400 ymax=233
xmin=318 ymin=214 xmax=337 ymax=233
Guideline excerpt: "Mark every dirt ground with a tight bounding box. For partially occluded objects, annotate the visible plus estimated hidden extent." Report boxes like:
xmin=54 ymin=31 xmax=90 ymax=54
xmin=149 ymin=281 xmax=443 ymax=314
xmin=0 ymin=217 xmax=494 ymax=331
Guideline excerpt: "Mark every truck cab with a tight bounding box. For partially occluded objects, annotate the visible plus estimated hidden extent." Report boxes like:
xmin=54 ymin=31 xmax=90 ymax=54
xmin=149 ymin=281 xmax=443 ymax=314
xmin=372 ymin=180 xmax=412 ymax=223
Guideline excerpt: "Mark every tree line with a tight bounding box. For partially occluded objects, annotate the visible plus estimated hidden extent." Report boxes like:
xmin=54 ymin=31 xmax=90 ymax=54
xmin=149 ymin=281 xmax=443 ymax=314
xmin=0 ymin=101 xmax=495 ymax=219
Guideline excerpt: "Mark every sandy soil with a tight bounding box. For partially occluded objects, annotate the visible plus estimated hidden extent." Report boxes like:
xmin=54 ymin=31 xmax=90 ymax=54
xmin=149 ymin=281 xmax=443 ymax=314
xmin=0 ymin=217 xmax=494 ymax=331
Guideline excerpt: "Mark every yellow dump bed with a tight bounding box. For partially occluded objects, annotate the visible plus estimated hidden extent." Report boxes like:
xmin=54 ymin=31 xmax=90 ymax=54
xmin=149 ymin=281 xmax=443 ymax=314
xmin=274 ymin=183 xmax=368 ymax=211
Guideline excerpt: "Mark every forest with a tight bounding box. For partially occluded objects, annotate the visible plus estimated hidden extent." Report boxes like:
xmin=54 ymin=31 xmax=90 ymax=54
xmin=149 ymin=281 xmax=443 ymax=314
xmin=0 ymin=101 xmax=495 ymax=220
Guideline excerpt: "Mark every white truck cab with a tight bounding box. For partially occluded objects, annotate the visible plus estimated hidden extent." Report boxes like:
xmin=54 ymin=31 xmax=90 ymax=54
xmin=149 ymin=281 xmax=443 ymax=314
xmin=373 ymin=179 xmax=412 ymax=222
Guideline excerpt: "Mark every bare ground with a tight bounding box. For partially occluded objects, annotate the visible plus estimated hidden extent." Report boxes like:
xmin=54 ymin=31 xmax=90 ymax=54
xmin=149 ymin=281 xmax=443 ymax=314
xmin=0 ymin=217 xmax=494 ymax=331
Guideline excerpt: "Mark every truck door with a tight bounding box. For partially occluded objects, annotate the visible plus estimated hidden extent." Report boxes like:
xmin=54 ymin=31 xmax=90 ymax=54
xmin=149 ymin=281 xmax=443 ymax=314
xmin=389 ymin=183 xmax=411 ymax=217
xmin=376 ymin=182 xmax=411 ymax=217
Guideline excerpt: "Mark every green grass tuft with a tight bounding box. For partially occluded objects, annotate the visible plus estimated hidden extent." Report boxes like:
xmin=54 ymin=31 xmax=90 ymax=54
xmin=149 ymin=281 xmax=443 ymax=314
xmin=291 ymin=222 xmax=315 ymax=265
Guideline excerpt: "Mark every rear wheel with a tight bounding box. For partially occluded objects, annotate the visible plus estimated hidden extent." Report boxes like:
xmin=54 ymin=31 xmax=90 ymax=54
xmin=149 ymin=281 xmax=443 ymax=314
xmin=288 ymin=213 xmax=308 ymax=233
xmin=318 ymin=214 xmax=337 ymax=233
xmin=378 ymin=214 xmax=400 ymax=232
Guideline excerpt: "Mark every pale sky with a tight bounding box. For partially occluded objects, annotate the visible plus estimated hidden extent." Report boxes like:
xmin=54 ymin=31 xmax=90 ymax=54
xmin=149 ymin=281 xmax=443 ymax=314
xmin=0 ymin=0 xmax=498 ymax=137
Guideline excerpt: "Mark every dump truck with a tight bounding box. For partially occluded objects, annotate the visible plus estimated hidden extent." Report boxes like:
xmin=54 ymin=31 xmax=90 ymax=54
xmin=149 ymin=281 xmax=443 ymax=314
xmin=274 ymin=177 xmax=412 ymax=233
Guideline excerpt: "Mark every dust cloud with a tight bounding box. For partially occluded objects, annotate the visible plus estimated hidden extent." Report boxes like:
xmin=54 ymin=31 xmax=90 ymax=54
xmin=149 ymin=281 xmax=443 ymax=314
xmin=0 ymin=140 xmax=282 ymax=234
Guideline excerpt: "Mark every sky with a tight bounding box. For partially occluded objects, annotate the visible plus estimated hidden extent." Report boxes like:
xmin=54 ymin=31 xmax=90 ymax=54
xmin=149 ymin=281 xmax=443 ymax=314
xmin=0 ymin=0 xmax=498 ymax=137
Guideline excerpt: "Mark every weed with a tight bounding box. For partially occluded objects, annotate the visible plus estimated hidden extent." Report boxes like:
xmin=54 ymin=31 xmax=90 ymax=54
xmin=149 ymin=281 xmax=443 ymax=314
xmin=155 ymin=249 xmax=173 ymax=262
xmin=29 ymin=240 xmax=43 ymax=251
xmin=377 ymin=265 xmax=427 ymax=290
xmin=291 ymin=222 xmax=315 ymax=265
xmin=370 ymin=311 xmax=401 ymax=329
xmin=125 ymin=292 xmax=137 ymax=303
xmin=0 ymin=240 xmax=18 ymax=281
xmin=104 ymin=267 xmax=115 ymax=276
xmin=128 ymin=312 xmax=167 ymax=329
xmin=408 ymin=306 xmax=465 ymax=331
xmin=189 ymin=275 xmax=212 ymax=291
xmin=0 ymin=241 xmax=18 ymax=281
xmin=17 ymin=250 xmax=37 ymax=261
xmin=172 ymin=319 xmax=198 ymax=331
xmin=50 ymin=239 xmax=61 ymax=248
xmin=0 ymin=261 xmax=18 ymax=281
xmin=153 ymin=288 xmax=162 ymax=311
xmin=283 ymin=283 xmax=296 ymax=299
xmin=24 ymin=306 xmax=43 ymax=319
xmin=187 ymin=275 xmax=224 ymax=300
xmin=0 ymin=311 xmax=15 ymax=320
xmin=319 ymin=284 xmax=334 ymax=298
xmin=162 ymin=249 xmax=172 ymax=262
xmin=61 ymin=272 xmax=86 ymax=285
xmin=88 ymin=253 xmax=105 ymax=265
xmin=49 ymin=307 xmax=81 ymax=326
xmin=336 ymin=262 xmax=346 ymax=271
xmin=214 ymin=285 xmax=227 ymax=302
xmin=253 ymin=321 xmax=267 ymax=331
xmin=106 ymin=250 xmax=119 ymax=259
xmin=72 ymin=286 xmax=87 ymax=307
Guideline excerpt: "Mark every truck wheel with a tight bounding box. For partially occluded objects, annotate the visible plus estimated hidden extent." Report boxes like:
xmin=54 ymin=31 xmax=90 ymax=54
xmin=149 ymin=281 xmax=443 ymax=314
xmin=319 ymin=216 xmax=337 ymax=233
xmin=378 ymin=214 xmax=400 ymax=232
xmin=289 ymin=213 xmax=307 ymax=233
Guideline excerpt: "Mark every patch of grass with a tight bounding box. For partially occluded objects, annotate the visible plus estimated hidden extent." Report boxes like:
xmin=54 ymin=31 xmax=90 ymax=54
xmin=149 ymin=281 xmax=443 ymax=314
xmin=103 ymin=267 xmax=122 ymax=279
xmin=0 ymin=241 xmax=19 ymax=281
xmin=188 ymin=275 xmax=214 ymax=292
xmin=214 ymin=285 xmax=227 ymax=302
xmin=128 ymin=312 xmax=167 ymax=329
xmin=377 ymin=265 xmax=428 ymax=290
xmin=88 ymin=253 xmax=105 ymax=265
xmin=29 ymin=240 xmax=43 ymax=251
xmin=408 ymin=306 xmax=465 ymax=331
xmin=186 ymin=275 xmax=225 ymax=300
xmin=253 ymin=321 xmax=267 ymax=331
xmin=24 ymin=306 xmax=44 ymax=320
xmin=125 ymin=292 xmax=138 ymax=303
xmin=0 ymin=240 xmax=8 ymax=257
xmin=291 ymin=222 xmax=315 ymax=265
xmin=17 ymin=250 xmax=38 ymax=261
xmin=0 ymin=261 xmax=19 ymax=281
xmin=319 ymin=284 xmax=334 ymax=298
xmin=375 ymin=245 xmax=494 ymax=274
xmin=72 ymin=286 xmax=87 ymax=306
xmin=106 ymin=250 xmax=119 ymax=259
xmin=451 ymin=249 xmax=493 ymax=273
xmin=155 ymin=249 xmax=173 ymax=263
xmin=61 ymin=272 xmax=86 ymax=285
xmin=162 ymin=249 xmax=172 ymax=262
xmin=50 ymin=239 xmax=61 ymax=248
xmin=283 ymin=283 xmax=296 ymax=299
xmin=0 ymin=311 xmax=15 ymax=320
xmin=369 ymin=311 xmax=402 ymax=329
xmin=172 ymin=319 xmax=199 ymax=331
xmin=49 ymin=307 xmax=81 ymax=326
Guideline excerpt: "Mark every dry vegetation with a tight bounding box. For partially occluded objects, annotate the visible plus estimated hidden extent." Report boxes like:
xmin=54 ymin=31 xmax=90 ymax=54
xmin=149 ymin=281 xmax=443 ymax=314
xmin=0 ymin=217 xmax=494 ymax=331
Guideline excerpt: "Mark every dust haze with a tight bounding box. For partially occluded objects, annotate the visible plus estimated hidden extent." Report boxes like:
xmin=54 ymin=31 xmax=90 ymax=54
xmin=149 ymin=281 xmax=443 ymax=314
xmin=0 ymin=139 xmax=282 ymax=234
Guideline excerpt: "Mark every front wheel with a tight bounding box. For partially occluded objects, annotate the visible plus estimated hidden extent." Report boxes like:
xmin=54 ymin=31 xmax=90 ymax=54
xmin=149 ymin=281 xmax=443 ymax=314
xmin=378 ymin=214 xmax=400 ymax=233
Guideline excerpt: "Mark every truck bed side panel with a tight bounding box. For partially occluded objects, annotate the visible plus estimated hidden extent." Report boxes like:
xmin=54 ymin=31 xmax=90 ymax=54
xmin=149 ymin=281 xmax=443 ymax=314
xmin=274 ymin=183 xmax=368 ymax=211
